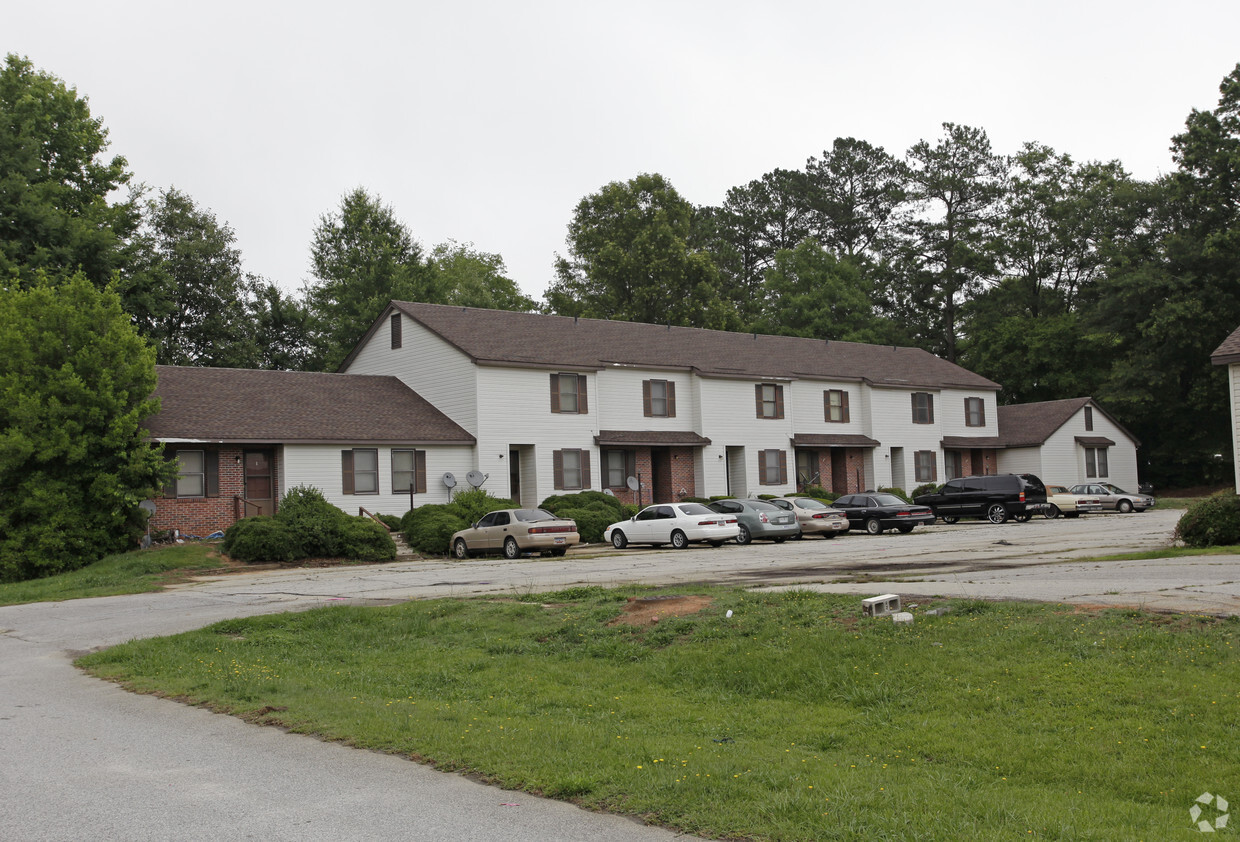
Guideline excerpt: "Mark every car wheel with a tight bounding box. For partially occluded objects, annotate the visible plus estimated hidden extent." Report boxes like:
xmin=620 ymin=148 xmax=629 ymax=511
xmin=736 ymin=524 xmax=752 ymax=545
xmin=897 ymin=524 xmax=914 ymax=534
xmin=708 ymin=540 xmax=723 ymax=548
xmin=1118 ymin=499 xmax=1133 ymax=514
xmin=773 ymin=536 xmax=786 ymax=544
xmin=986 ymin=503 xmax=1008 ymax=524
xmin=1065 ymin=512 xmax=1080 ymax=519
xmin=547 ymin=548 xmax=567 ymax=557
xmin=1013 ymin=512 xmax=1031 ymax=523
xmin=671 ymin=529 xmax=689 ymax=549
xmin=823 ymin=532 xmax=837 ymax=539
xmin=611 ymin=530 xmax=628 ymax=549
xmin=503 ymin=537 xmax=521 ymax=559
xmin=942 ymin=516 xmax=959 ymax=524
xmin=452 ymin=539 xmax=470 ymax=559
xmin=1044 ymin=504 xmax=1061 ymax=519
xmin=865 ymin=518 xmax=883 ymax=535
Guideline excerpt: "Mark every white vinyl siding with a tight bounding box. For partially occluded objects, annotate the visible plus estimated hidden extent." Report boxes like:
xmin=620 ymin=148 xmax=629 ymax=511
xmin=284 ymin=444 xmax=475 ymax=514
xmin=594 ymin=368 xmax=694 ymax=432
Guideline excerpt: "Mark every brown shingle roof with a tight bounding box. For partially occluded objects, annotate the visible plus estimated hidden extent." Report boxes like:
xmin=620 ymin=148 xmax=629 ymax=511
xmin=595 ymin=430 xmax=712 ymax=447
xmin=791 ymin=433 xmax=881 ymax=448
xmin=995 ymin=397 xmax=1140 ymax=448
xmin=1212 ymin=325 xmax=1240 ymax=365
xmin=146 ymin=366 xmax=475 ymax=445
xmin=371 ymin=302 xmax=1000 ymax=391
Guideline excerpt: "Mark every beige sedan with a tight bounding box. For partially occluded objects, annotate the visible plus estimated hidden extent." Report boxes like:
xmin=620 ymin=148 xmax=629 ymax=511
xmin=1044 ymin=485 xmax=1103 ymax=519
xmin=769 ymin=496 xmax=850 ymax=538
xmin=451 ymin=508 xmax=579 ymax=559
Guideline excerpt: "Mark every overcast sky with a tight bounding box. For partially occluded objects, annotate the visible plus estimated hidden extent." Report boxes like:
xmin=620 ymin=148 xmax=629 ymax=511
xmin=9 ymin=1 xmax=1240 ymax=300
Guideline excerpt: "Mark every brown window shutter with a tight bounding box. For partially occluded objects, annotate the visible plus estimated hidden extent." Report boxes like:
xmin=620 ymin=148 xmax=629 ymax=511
xmin=391 ymin=313 xmax=402 ymax=349
xmin=581 ymin=450 xmax=591 ymax=488
xmin=578 ymin=375 xmax=588 ymax=414
xmin=626 ymin=450 xmax=637 ymax=480
xmin=643 ymin=380 xmax=652 ymax=416
xmin=928 ymin=394 xmax=934 ymax=425
xmin=779 ymin=450 xmax=788 ymax=485
xmin=758 ymin=450 xmax=769 ymax=485
xmin=842 ymin=391 xmax=850 ymax=423
xmin=666 ymin=381 xmax=676 ymax=417
xmin=415 ymin=450 xmax=427 ymax=494
xmin=755 ymin=384 xmax=763 ymax=417
xmin=553 ymin=449 xmax=564 ymax=489
xmin=775 ymin=385 xmax=785 ymax=419
xmin=342 ymin=450 xmax=355 ymax=495
xmin=205 ymin=450 xmax=219 ymax=498
xmin=911 ymin=393 xmax=918 ymax=421
xmin=824 ymin=392 xmax=831 ymax=422
xmin=550 ymin=373 xmax=560 ymax=413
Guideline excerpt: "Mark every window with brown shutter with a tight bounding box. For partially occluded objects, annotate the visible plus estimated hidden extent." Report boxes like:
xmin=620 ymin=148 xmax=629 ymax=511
xmin=342 ymin=448 xmax=378 ymax=494
xmin=825 ymin=389 xmax=850 ymax=423
xmin=553 ymin=448 xmax=591 ymax=490
xmin=756 ymin=383 xmax=784 ymax=419
xmin=643 ymin=379 xmax=675 ymax=417
xmin=759 ymin=449 xmax=787 ymax=485
xmin=912 ymin=392 xmax=934 ymax=424
xmin=550 ymin=373 xmax=588 ymax=414
xmin=392 ymin=449 xmax=427 ymax=493
xmin=964 ymin=397 xmax=985 ymax=427
xmin=915 ymin=450 xmax=938 ymax=482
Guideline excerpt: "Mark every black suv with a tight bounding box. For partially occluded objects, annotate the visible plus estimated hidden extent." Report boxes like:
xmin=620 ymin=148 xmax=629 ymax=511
xmin=913 ymin=473 xmax=1047 ymax=524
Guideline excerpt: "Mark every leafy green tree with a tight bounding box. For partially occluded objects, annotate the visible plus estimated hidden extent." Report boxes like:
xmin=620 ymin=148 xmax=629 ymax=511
xmin=249 ymin=280 xmax=311 ymax=370
xmin=754 ymin=239 xmax=897 ymax=343
xmin=0 ymin=273 xmax=169 ymax=581
xmin=896 ymin=123 xmax=1008 ymax=362
xmin=120 ymin=187 xmax=262 ymax=367
xmin=804 ymin=137 xmax=908 ymax=261
xmin=0 ymin=54 xmax=137 ymax=289
xmin=304 ymin=188 xmax=442 ymax=371
xmin=544 ymin=173 xmax=735 ymax=329
xmin=432 ymin=240 xmax=536 ymax=311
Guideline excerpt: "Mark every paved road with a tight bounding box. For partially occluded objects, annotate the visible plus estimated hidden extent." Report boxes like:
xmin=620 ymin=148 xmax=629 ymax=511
xmin=3 ymin=507 xmax=1237 ymax=841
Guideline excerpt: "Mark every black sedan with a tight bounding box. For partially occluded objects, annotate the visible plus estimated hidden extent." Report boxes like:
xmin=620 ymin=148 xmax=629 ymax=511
xmin=832 ymin=493 xmax=937 ymax=535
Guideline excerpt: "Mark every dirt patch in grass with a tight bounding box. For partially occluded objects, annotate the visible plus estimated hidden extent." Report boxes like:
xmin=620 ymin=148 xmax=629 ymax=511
xmin=608 ymin=594 xmax=714 ymax=627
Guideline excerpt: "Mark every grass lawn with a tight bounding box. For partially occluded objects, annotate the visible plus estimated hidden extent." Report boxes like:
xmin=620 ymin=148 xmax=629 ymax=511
xmin=0 ymin=543 xmax=231 ymax=606
xmin=78 ymin=586 xmax=1240 ymax=840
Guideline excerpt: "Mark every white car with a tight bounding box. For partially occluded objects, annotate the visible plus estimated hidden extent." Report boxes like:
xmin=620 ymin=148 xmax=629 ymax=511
xmin=1043 ymin=485 xmax=1103 ymax=519
xmin=604 ymin=502 xmax=740 ymax=549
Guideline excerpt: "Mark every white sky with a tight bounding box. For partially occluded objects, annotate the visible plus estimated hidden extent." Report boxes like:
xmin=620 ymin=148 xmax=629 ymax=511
xmin=9 ymin=1 xmax=1240 ymax=300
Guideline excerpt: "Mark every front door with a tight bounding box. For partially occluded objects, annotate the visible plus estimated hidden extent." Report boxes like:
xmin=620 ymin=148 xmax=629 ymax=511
xmin=244 ymin=450 xmax=274 ymax=517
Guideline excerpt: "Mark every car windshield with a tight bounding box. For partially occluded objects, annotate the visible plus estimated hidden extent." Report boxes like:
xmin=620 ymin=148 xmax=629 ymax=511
xmin=871 ymin=494 xmax=908 ymax=506
xmin=514 ymin=508 xmax=558 ymax=522
xmin=676 ymin=503 xmax=713 ymax=515
xmin=1102 ymin=484 xmax=1129 ymax=494
xmin=747 ymin=500 xmax=780 ymax=511
xmin=1047 ymin=486 xmax=1067 ymax=494
xmin=794 ymin=498 xmax=828 ymax=509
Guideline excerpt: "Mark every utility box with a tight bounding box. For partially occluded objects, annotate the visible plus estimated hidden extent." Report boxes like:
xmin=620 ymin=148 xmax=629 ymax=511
xmin=862 ymin=594 xmax=902 ymax=617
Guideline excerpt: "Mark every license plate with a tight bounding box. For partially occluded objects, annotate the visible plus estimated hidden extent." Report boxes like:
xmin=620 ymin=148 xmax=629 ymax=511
xmin=554 ymin=537 xmax=565 ymax=544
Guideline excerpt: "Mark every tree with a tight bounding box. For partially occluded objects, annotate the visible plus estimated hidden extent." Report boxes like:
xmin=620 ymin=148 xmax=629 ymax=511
xmin=249 ymin=281 xmax=311 ymax=371
xmin=0 ymin=273 xmax=169 ymax=581
xmin=431 ymin=240 xmax=536 ymax=311
xmin=896 ymin=123 xmax=1008 ymax=361
xmin=754 ymin=239 xmax=896 ymax=343
xmin=544 ymin=173 xmax=735 ymax=329
xmin=304 ymin=188 xmax=441 ymax=371
xmin=120 ymin=187 xmax=262 ymax=367
xmin=804 ymin=137 xmax=908 ymax=262
xmin=0 ymin=54 xmax=136 ymax=289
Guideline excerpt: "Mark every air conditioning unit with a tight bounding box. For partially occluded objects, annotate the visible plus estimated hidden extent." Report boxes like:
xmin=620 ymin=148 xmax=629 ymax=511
xmin=862 ymin=593 xmax=902 ymax=617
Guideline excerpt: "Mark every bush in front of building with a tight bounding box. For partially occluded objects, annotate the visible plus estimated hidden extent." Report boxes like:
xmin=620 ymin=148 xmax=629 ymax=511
xmin=223 ymin=486 xmax=397 ymax=563
xmin=1174 ymin=492 xmax=1240 ymax=548
xmin=400 ymin=489 xmax=517 ymax=556
xmin=912 ymin=483 xmax=941 ymax=499
xmin=878 ymin=486 xmax=910 ymax=502
xmin=539 ymin=491 xmax=626 ymax=544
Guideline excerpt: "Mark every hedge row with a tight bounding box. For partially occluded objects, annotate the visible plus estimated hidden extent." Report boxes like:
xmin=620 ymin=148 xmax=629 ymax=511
xmin=223 ymin=486 xmax=396 ymax=564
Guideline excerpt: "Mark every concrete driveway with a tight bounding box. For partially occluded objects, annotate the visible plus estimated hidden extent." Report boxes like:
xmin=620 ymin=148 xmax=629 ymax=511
xmin=3 ymin=507 xmax=1237 ymax=841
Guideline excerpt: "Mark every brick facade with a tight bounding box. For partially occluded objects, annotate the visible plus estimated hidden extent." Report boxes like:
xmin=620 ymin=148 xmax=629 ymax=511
xmin=606 ymin=446 xmax=698 ymax=506
xmin=149 ymin=446 xmax=280 ymax=537
xmin=796 ymin=447 xmax=867 ymax=495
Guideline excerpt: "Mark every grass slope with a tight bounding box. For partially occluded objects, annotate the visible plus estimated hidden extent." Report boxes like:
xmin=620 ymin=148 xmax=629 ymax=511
xmin=78 ymin=587 xmax=1240 ymax=840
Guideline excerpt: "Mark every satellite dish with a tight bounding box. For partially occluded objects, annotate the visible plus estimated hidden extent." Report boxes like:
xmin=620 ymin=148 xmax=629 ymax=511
xmin=626 ymin=476 xmax=640 ymax=491
xmin=138 ymin=500 xmax=157 ymax=515
xmin=442 ymin=472 xmax=457 ymax=488
xmin=466 ymin=470 xmax=487 ymax=488
xmin=602 ymin=488 xmax=615 ymax=497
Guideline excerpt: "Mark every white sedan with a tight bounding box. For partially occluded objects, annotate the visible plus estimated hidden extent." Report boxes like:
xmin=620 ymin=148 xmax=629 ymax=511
xmin=605 ymin=502 xmax=740 ymax=549
xmin=1043 ymin=485 xmax=1103 ymax=519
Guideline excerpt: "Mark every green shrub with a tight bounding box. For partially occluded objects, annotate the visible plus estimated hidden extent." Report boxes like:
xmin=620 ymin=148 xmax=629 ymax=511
xmin=375 ymin=513 xmax=402 ymax=531
xmin=540 ymin=491 xmax=625 ymax=519
xmin=404 ymin=505 xmax=470 ymax=555
xmin=222 ymin=517 xmax=297 ymax=563
xmin=339 ymin=517 xmax=397 ymax=562
xmin=801 ymin=485 xmax=831 ymax=499
xmin=277 ymin=486 xmax=350 ymax=557
xmin=450 ymin=488 xmax=516 ymax=525
xmin=1174 ymin=492 xmax=1240 ymax=548
xmin=680 ymin=496 xmax=711 ymax=504
xmin=912 ymin=483 xmax=941 ymax=499
xmin=555 ymin=507 xmax=617 ymax=544
xmin=878 ymin=486 xmax=910 ymax=502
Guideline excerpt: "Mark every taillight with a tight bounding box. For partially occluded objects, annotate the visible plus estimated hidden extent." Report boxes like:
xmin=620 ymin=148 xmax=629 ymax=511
xmin=1019 ymin=491 xmax=1026 ymax=502
xmin=759 ymin=513 xmax=770 ymax=523
xmin=528 ymin=525 xmax=574 ymax=534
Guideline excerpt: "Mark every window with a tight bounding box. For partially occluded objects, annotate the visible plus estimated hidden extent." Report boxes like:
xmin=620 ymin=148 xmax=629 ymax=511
xmin=796 ymin=450 xmax=819 ymax=487
xmin=911 ymin=392 xmax=934 ymax=424
xmin=964 ymin=397 xmax=985 ymax=427
xmin=944 ymin=451 xmax=963 ymax=480
xmin=1085 ymin=447 xmax=1109 ymax=479
xmin=1084 ymin=406 xmax=1094 ymax=431
xmin=914 ymin=450 xmax=938 ymax=483
xmin=553 ymin=448 xmax=591 ymax=490
xmin=342 ymin=448 xmax=379 ymax=494
xmin=758 ymin=449 xmax=787 ymax=486
xmin=825 ymin=389 xmax=850 ymax=423
xmin=176 ymin=450 xmax=205 ymax=497
xmin=392 ymin=449 xmax=427 ymax=494
xmin=603 ymin=449 xmax=636 ymax=489
xmin=643 ymin=379 xmax=676 ymax=417
xmin=390 ymin=313 xmax=402 ymax=349
xmin=756 ymin=383 xmax=784 ymax=419
xmin=550 ymin=373 xmax=588 ymax=414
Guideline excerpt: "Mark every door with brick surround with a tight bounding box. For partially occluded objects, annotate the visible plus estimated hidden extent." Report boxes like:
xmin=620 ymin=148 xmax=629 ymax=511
xmin=244 ymin=450 xmax=274 ymax=517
